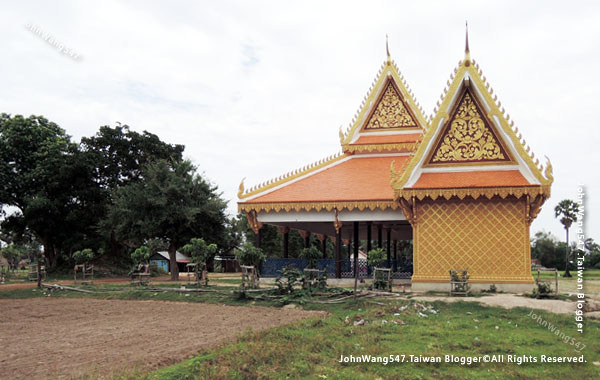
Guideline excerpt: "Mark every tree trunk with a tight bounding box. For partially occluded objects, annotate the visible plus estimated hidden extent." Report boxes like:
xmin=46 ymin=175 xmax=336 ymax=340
xmin=564 ymin=227 xmax=572 ymax=277
xmin=40 ymin=237 xmax=57 ymax=269
xmin=168 ymin=241 xmax=179 ymax=281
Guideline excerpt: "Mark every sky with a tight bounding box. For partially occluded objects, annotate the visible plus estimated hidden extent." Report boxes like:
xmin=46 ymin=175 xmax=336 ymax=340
xmin=1 ymin=0 xmax=598 ymax=242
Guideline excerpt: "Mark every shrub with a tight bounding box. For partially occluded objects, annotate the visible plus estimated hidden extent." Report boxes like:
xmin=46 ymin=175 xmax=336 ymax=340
xmin=73 ymin=249 xmax=94 ymax=265
xmin=181 ymin=238 xmax=217 ymax=267
xmin=300 ymin=246 xmax=321 ymax=269
xmin=367 ymin=248 xmax=386 ymax=268
xmin=131 ymin=245 xmax=150 ymax=265
xmin=533 ymin=282 xmax=554 ymax=298
xmin=234 ymin=242 xmax=266 ymax=269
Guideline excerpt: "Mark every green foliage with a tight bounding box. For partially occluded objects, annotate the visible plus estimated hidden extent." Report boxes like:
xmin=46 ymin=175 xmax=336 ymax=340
xmin=72 ymin=248 xmax=94 ymax=264
xmin=105 ymin=159 xmax=228 ymax=279
xmin=367 ymin=248 xmax=386 ymax=267
xmin=532 ymin=281 xmax=555 ymax=298
xmin=300 ymin=246 xmax=321 ymax=268
xmin=275 ymin=265 xmax=304 ymax=294
xmin=554 ymin=199 xmax=580 ymax=229
xmin=531 ymin=231 xmax=571 ymax=269
xmin=181 ymin=238 xmax=217 ymax=266
xmin=234 ymin=242 xmax=266 ymax=268
xmin=131 ymin=245 xmax=150 ymax=265
xmin=0 ymin=114 xmax=103 ymax=268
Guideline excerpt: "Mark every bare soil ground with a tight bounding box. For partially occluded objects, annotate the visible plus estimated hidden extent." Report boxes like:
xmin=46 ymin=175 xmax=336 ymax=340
xmin=0 ymin=298 xmax=325 ymax=379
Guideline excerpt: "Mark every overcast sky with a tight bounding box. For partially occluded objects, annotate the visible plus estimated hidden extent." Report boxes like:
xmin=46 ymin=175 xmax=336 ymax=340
xmin=1 ymin=0 xmax=598 ymax=242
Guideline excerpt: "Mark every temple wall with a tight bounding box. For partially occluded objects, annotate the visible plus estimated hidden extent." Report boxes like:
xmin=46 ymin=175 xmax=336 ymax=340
xmin=411 ymin=196 xmax=534 ymax=285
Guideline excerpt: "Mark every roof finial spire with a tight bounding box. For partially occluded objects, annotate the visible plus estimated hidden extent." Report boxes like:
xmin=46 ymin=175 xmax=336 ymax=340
xmin=465 ymin=21 xmax=470 ymax=55
xmin=386 ymin=34 xmax=390 ymax=63
xmin=464 ymin=21 xmax=471 ymax=65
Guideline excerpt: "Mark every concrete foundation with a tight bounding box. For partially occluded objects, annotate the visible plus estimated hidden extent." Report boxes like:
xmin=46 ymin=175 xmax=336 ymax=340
xmin=411 ymin=281 xmax=534 ymax=294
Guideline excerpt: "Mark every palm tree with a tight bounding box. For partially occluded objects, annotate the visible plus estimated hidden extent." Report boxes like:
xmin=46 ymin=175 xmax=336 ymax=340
xmin=554 ymin=199 xmax=580 ymax=277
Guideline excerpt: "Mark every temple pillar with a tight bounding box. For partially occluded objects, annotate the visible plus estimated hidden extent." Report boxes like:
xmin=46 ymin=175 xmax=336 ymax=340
xmin=335 ymin=230 xmax=342 ymax=278
xmin=353 ymin=221 xmax=359 ymax=278
xmin=367 ymin=222 xmax=372 ymax=253
xmin=298 ymin=230 xmax=311 ymax=249
xmin=393 ymin=240 xmax=398 ymax=272
xmin=317 ymin=234 xmax=327 ymax=258
xmin=277 ymin=226 xmax=290 ymax=258
xmin=377 ymin=224 xmax=383 ymax=249
xmin=386 ymin=228 xmax=391 ymax=267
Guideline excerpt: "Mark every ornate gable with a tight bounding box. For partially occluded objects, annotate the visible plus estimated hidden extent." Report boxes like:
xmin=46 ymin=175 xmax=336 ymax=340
xmin=362 ymin=79 xmax=418 ymax=131
xmin=426 ymin=88 xmax=514 ymax=166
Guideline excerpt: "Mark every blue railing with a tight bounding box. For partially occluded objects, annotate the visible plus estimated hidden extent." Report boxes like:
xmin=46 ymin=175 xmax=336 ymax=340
xmin=260 ymin=258 xmax=412 ymax=279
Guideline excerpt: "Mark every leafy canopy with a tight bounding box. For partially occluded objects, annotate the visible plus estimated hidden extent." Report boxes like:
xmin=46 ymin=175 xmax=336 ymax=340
xmin=181 ymin=238 xmax=218 ymax=266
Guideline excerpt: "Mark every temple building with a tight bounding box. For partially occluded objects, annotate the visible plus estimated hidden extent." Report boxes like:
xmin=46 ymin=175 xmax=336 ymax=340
xmin=238 ymin=34 xmax=553 ymax=292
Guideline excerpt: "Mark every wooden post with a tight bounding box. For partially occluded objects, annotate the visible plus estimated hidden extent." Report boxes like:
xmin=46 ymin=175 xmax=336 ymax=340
xmin=353 ymin=221 xmax=359 ymax=297
xmin=386 ymin=228 xmax=391 ymax=267
xmin=377 ymin=224 xmax=383 ymax=249
xmin=304 ymin=233 xmax=310 ymax=248
xmin=37 ymin=257 xmax=42 ymax=288
xmin=367 ymin=222 xmax=372 ymax=254
xmin=347 ymin=229 xmax=352 ymax=259
xmin=335 ymin=229 xmax=342 ymax=278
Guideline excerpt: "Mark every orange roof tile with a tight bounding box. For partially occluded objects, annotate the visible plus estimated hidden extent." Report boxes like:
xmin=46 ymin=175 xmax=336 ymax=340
xmin=410 ymin=170 xmax=531 ymax=189
xmin=244 ymin=156 xmax=410 ymax=203
xmin=350 ymin=134 xmax=422 ymax=145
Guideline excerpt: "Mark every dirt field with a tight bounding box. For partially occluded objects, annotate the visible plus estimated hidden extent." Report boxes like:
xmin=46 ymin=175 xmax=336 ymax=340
xmin=0 ymin=298 xmax=325 ymax=379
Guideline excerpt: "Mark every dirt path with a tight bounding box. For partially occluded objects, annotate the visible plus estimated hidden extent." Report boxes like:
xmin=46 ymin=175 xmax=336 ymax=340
xmin=0 ymin=298 xmax=325 ymax=379
xmin=413 ymin=294 xmax=600 ymax=317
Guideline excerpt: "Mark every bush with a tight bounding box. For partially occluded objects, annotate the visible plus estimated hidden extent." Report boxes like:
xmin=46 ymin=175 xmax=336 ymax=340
xmin=73 ymin=248 xmax=94 ymax=265
xmin=131 ymin=245 xmax=150 ymax=265
xmin=533 ymin=282 xmax=554 ymax=298
xmin=300 ymin=246 xmax=321 ymax=269
xmin=181 ymin=238 xmax=217 ymax=267
xmin=234 ymin=242 xmax=266 ymax=269
xmin=367 ymin=248 xmax=386 ymax=268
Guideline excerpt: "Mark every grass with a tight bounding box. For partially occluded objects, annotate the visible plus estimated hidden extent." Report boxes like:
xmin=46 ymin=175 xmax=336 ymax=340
xmin=147 ymin=300 xmax=599 ymax=380
xmin=2 ymin=282 xmax=599 ymax=379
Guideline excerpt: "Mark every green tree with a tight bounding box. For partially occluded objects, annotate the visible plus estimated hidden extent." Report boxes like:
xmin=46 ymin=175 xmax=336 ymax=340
xmin=234 ymin=242 xmax=266 ymax=270
xmin=367 ymin=248 xmax=386 ymax=268
xmin=105 ymin=159 xmax=228 ymax=280
xmin=131 ymin=245 xmax=150 ymax=265
xmin=182 ymin=238 xmax=218 ymax=267
xmin=554 ymin=199 xmax=580 ymax=277
xmin=300 ymin=246 xmax=321 ymax=269
xmin=531 ymin=231 xmax=567 ymax=269
xmin=72 ymin=248 xmax=94 ymax=265
xmin=0 ymin=114 xmax=102 ymax=268
xmin=80 ymin=124 xmax=185 ymax=260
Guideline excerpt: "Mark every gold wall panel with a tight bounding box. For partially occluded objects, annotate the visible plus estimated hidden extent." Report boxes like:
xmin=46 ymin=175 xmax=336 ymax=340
xmin=413 ymin=197 xmax=533 ymax=283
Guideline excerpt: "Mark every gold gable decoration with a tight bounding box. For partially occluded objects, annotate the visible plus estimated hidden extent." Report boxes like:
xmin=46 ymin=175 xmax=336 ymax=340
xmin=428 ymin=90 xmax=510 ymax=164
xmin=363 ymin=81 xmax=418 ymax=130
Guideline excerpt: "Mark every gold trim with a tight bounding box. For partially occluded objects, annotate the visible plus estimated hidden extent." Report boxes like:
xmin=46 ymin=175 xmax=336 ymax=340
xmin=238 ymin=200 xmax=399 ymax=213
xmin=360 ymin=78 xmax=419 ymax=131
xmin=423 ymin=87 xmax=516 ymax=167
xmin=341 ymin=58 xmax=428 ymax=145
xmin=391 ymin=55 xmax=553 ymax=190
xmin=395 ymin=185 xmax=551 ymax=202
xmin=342 ymin=142 xmax=417 ymax=154
xmin=238 ymin=153 xmax=347 ymax=199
